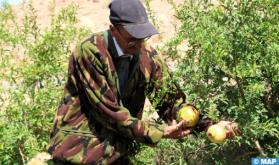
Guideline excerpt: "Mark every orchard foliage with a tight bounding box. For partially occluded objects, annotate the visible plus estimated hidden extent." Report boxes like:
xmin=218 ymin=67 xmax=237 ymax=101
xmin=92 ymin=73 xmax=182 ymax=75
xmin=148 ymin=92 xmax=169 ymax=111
xmin=0 ymin=0 xmax=278 ymax=164
xmin=0 ymin=1 xmax=90 ymax=164
xmin=135 ymin=0 xmax=279 ymax=164
xmin=156 ymin=0 xmax=278 ymax=163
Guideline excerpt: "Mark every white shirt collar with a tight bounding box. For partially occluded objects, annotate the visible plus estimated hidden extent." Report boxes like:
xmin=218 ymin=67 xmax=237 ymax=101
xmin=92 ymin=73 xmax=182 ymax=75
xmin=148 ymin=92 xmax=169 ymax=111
xmin=112 ymin=37 xmax=133 ymax=60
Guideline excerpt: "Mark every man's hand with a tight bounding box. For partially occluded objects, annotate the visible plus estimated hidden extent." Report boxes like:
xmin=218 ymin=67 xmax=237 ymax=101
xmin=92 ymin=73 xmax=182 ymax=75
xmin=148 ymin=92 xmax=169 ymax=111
xmin=217 ymin=121 xmax=242 ymax=139
xmin=162 ymin=119 xmax=194 ymax=139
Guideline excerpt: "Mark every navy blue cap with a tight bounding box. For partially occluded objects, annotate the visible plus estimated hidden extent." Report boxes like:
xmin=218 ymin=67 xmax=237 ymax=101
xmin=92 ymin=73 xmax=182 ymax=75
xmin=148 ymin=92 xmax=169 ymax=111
xmin=109 ymin=0 xmax=159 ymax=39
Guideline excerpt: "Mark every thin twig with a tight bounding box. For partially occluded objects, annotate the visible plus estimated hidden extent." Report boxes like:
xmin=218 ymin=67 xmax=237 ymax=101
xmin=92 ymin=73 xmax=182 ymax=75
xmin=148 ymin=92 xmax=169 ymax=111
xmin=234 ymin=151 xmax=258 ymax=162
xmin=255 ymin=140 xmax=266 ymax=157
xmin=178 ymin=148 xmax=185 ymax=163
xmin=187 ymin=145 xmax=205 ymax=160
xmin=224 ymin=88 xmax=239 ymax=93
xmin=24 ymin=116 xmax=34 ymax=148
xmin=18 ymin=142 xmax=26 ymax=165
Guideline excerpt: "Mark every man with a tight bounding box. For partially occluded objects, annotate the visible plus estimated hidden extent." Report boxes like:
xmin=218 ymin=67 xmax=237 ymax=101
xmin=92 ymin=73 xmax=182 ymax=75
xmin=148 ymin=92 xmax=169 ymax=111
xmin=47 ymin=0 xmax=240 ymax=164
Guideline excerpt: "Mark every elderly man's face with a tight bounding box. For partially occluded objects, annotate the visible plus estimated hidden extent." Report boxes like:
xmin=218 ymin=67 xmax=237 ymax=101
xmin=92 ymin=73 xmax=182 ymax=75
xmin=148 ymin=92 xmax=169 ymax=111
xmin=110 ymin=24 xmax=143 ymax=55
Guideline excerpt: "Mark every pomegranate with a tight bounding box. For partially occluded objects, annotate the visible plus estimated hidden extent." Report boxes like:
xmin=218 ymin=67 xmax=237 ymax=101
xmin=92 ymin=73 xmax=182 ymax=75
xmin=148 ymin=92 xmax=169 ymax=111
xmin=177 ymin=106 xmax=200 ymax=127
xmin=207 ymin=124 xmax=226 ymax=143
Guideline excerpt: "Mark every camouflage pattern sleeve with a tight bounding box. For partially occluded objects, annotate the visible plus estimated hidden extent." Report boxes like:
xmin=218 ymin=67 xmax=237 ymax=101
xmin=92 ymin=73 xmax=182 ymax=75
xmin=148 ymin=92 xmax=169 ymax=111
xmin=143 ymin=43 xmax=186 ymax=125
xmin=144 ymin=44 xmax=214 ymax=132
xmin=72 ymin=35 xmax=165 ymax=145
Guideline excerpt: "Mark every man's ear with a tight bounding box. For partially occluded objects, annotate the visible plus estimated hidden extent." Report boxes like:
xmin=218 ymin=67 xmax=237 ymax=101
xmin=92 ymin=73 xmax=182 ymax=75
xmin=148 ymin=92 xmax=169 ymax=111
xmin=109 ymin=24 xmax=117 ymax=37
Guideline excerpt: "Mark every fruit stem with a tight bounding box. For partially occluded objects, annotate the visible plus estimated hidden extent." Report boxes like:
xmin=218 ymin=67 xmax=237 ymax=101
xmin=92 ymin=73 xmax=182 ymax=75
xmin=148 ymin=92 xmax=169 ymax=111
xmin=208 ymin=133 xmax=212 ymax=138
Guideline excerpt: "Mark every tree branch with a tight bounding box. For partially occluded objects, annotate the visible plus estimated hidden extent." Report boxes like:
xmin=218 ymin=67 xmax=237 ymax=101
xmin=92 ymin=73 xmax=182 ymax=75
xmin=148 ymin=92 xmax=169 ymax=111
xmin=234 ymin=151 xmax=258 ymax=162
xmin=18 ymin=142 xmax=25 ymax=165
xmin=255 ymin=140 xmax=266 ymax=158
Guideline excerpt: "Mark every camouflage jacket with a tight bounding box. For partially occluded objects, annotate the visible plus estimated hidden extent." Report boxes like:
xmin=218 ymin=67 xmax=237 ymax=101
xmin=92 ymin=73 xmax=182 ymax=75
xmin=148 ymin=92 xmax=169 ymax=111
xmin=47 ymin=30 xmax=213 ymax=164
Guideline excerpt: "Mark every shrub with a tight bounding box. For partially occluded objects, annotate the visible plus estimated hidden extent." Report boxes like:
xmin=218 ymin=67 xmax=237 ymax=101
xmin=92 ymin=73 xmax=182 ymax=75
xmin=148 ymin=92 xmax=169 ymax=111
xmin=148 ymin=0 xmax=278 ymax=164
xmin=1 ymin=0 xmax=278 ymax=164
xmin=0 ymin=1 xmax=90 ymax=164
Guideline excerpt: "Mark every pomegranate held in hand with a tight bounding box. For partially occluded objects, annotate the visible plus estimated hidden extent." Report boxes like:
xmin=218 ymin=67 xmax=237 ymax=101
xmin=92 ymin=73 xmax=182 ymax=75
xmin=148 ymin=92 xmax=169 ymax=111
xmin=207 ymin=124 xmax=226 ymax=143
xmin=177 ymin=106 xmax=200 ymax=127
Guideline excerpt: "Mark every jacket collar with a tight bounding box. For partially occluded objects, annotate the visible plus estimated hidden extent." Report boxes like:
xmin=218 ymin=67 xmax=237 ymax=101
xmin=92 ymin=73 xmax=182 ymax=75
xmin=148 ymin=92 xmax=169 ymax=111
xmin=103 ymin=29 xmax=141 ymax=105
xmin=103 ymin=29 xmax=118 ymax=63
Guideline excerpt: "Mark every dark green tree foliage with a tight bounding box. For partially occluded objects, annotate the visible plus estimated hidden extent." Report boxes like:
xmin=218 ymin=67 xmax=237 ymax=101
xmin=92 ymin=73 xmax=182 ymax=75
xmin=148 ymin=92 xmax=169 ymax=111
xmin=159 ymin=0 xmax=278 ymax=163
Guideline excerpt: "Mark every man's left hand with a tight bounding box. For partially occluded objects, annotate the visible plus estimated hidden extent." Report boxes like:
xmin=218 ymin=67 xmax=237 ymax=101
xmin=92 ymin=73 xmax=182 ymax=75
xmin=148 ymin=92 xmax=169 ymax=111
xmin=217 ymin=121 xmax=242 ymax=139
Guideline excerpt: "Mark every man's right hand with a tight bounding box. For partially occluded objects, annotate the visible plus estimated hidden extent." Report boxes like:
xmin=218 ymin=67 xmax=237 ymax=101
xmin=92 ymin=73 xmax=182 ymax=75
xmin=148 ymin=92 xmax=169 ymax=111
xmin=162 ymin=119 xmax=194 ymax=139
